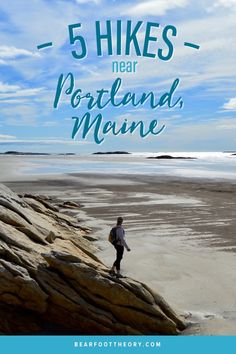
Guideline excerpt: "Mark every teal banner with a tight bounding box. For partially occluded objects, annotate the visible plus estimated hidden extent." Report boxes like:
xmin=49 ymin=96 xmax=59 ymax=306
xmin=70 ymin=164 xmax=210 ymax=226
xmin=0 ymin=336 xmax=235 ymax=354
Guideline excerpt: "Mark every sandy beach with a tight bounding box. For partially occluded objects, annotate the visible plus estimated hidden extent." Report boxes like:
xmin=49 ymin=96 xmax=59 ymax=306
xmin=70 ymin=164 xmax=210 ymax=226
xmin=1 ymin=154 xmax=236 ymax=334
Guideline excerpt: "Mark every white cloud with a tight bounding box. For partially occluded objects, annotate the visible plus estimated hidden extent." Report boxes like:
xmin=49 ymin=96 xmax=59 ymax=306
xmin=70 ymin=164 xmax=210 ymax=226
xmin=4 ymin=116 xmax=37 ymax=126
xmin=0 ymin=81 xmax=44 ymax=102
xmin=216 ymin=123 xmax=236 ymax=129
xmin=1 ymin=105 xmax=38 ymax=126
xmin=0 ymin=46 xmax=39 ymax=59
xmin=43 ymin=121 xmax=58 ymax=127
xmin=0 ymin=0 xmax=235 ymax=152
xmin=0 ymin=134 xmax=16 ymax=140
xmin=0 ymin=59 xmax=7 ymax=65
xmin=76 ymin=0 xmax=101 ymax=3
xmin=0 ymin=138 xmax=90 ymax=145
xmin=213 ymin=0 xmax=236 ymax=9
xmin=0 ymin=81 xmax=51 ymax=126
xmin=0 ymin=82 xmax=21 ymax=92
xmin=0 ymin=99 xmax=29 ymax=104
xmin=123 ymin=0 xmax=188 ymax=16
xmin=0 ymin=87 xmax=44 ymax=99
xmin=63 ymin=8 xmax=236 ymax=96
xmin=157 ymin=116 xmax=236 ymax=150
xmin=222 ymin=97 xmax=236 ymax=111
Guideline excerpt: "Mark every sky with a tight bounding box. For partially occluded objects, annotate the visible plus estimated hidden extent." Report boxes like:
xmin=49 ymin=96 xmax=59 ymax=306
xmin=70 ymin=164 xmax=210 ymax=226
xmin=0 ymin=0 xmax=236 ymax=153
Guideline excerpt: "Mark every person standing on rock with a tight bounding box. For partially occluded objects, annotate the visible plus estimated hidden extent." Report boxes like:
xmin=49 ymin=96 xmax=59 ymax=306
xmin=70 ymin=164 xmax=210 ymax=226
xmin=110 ymin=216 xmax=131 ymax=278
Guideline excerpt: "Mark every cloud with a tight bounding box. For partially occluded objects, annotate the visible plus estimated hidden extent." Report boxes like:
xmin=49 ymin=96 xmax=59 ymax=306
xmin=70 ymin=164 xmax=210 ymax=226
xmin=76 ymin=0 xmax=101 ymax=4
xmin=63 ymin=8 xmax=236 ymax=97
xmin=0 ymin=134 xmax=16 ymax=140
xmin=0 ymin=59 xmax=7 ymax=65
xmin=222 ymin=97 xmax=236 ymax=111
xmin=0 ymin=105 xmax=39 ymax=126
xmin=0 ymin=82 xmax=21 ymax=92
xmin=0 ymin=138 xmax=90 ymax=145
xmin=4 ymin=116 xmax=38 ymax=127
xmin=212 ymin=0 xmax=236 ymax=9
xmin=0 ymin=81 xmax=51 ymax=127
xmin=43 ymin=121 xmax=58 ymax=127
xmin=0 ymin=0 xmax=235 ymax=152
xmin=0 ymin=45 xmax=39 ymax=59
xmin=0 ymin=81 xmax=44 ymax=102
xmin=216 ymin=122 xmax=236 ymax=129
xmin=0 ymin=99 xmax=29 ymax=104
xmin=0 ymin=87 xmax=44 ymax=99
xmin=123 ymin=0 xmax=188 ymax=16
xmin=157 ymin=116 xmax=236 ymax=150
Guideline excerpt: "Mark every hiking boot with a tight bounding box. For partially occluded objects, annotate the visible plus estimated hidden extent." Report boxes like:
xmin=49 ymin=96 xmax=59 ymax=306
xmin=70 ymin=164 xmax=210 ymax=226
xmin=116 ymin=273 xmax=124 ymax=278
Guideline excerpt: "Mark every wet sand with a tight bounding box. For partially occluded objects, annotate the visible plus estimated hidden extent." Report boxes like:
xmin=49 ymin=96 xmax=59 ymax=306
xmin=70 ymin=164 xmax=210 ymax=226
xmin=1 ymin=157 xmax=236 ymax=335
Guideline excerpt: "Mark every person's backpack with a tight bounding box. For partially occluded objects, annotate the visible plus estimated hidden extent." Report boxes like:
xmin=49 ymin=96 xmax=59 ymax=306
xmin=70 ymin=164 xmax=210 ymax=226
xmin=108 ymin=227 xmax=118 ymax=245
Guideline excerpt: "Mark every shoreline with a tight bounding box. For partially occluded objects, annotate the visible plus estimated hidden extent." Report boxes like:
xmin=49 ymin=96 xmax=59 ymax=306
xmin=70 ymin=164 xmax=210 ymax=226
xmin=0 ymin=154 xmax=236 ymax=335
xmin=1 ymin=153 xmax=236 ymax=183
xmin=3 ymin=170 xmax=236 ymax=335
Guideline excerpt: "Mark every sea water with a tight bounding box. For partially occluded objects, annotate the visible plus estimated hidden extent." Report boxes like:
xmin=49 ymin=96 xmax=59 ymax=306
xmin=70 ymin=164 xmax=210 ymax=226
xmin=23 ymin=151 xmax=236 ymax=181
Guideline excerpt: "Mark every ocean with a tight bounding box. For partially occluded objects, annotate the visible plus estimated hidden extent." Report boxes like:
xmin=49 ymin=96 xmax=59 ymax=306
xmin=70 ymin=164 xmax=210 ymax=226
xmin=20 ymin=151 xmax=236 ymax=181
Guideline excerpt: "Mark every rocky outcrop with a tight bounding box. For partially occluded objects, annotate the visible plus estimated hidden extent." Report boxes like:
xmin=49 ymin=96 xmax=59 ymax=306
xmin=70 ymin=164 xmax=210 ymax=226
xmin=93 ymin=151 xmax=130 ymax=155
xmin=1 ymin=151 xmax=51 ymax=155
xmin=0 ymin=183 xmax=186 ymax=335
xmin=0 ymin=152 xmax=76 ymax=156
xmin=147 ymin=155 xmax=196 ymax=160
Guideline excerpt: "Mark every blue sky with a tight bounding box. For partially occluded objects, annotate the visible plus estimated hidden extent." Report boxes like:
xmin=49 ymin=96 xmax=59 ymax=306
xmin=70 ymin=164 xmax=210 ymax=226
xmin=0 ymin=0 xmax=236 ymax=153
